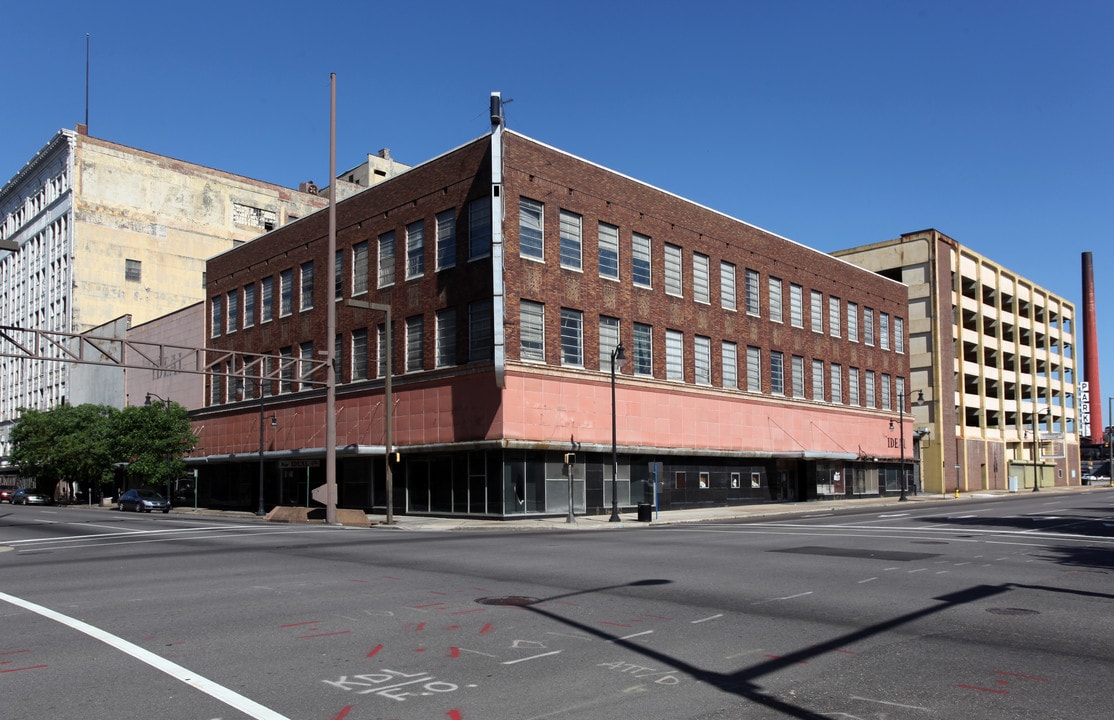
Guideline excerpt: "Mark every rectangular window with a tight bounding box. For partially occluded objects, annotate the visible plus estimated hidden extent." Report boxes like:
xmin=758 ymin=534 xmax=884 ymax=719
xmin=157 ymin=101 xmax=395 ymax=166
xmin=559 ymin=210 xmax=582 ymax=270
xmin=405 ymin=220 xmax=424 ymax=279
xmin=790 ymin=284 xmax=803 ymax=328
xmin=125 ymin=259 xmax=142 ymax=282
xmin=770 ymin=351 xmax=785 ymax=395
xmin=405 ymin=315 xmax=424 ymax=373
xmin=469 ymin=198 xmax=491 ymax=260
xmin=519 ymin=197 xmax=544 ymax=260
xmin=828 ymin=296 xmax=841 ymax=337
xmin=810 ymin=290 xmax=823 ymax=333
xmin=745 ymin=269 xmax=760 ymax=315
xmin=633 ymin=323 xmax=653 ymax=376
xmin=353 ymin=241 xmax=369 ymax=295
xmin=436 ymin=209 xmax=456 ymax=271
xmin=665 ymin=330 xmax=684 ymax=381
xmin=847 ymin=302 xmax=859 ymax=342
xmin=261 ymin=277 xmax=274 ymax=323
xmin=812 ymin=359 xmax=825 ymax=401
xmin=520 ymin=300 xmax=546 ymax=362
xmin=299 ymin=342 xmax=314 ymax=392
xmin=243 ymin=284 xmax=255 ymax=328
xmin=880 ymin=312 xmax=891 ymax=350
xmin=694 ymin=335 xmax=711 ymax=385
xmin=865 ymin=370 xmax=876 ymax=408
xmin=632 ymin=233 xmax=652 ymax=288
xmin=664 ymin=244 xmax=683 ymax=297
xmin=849 ymin=367 xmax=861 ymax=406
xmin=791 ymin=355 xmax=805 ymax=398
xmin=378 ymin=231 xmax=395 ymax=288
xmin=722 ymin=341 xmax=738 ymax=389
xmin=334 ymin=334 xmax=343 ymax=381
xmin=769 ymin=277 xmax=783 ymax=323
xmin=721 ymin=262 xmax=736 ymax=311
xmin=598 ymin=222 xmax=619 ymax=280
xmin=280 ymin=269 xmax=293 ymax=317
xmin=599 ymin=316 xmax=620 ymax=371
xmin=894 ymin=317 xmax=905 ymax=353
xmin=280 ymin=347 xmax=294 ymax=394
xmin=210 ymin=296 xmax=223 ymax=338
xmin=560 ymin=308 xmax=584 ymax=366
xmin=864 ymin=307 xmax=875 ymax=346
xmin=896 ymin=376 xmax=906 ymax=412
xmin=335 ymin=250 xmax=344 ymax=301
xmin=261 ymin=356 xmax=273 ymax=398
xmin=469 ymin=300 xmax=493 ymax=362
xmin=352 ymin=328 xmax=368 ymax=381
xmin=830 ymin=364 xmax=843 ymax=404
xmin=693 ymin=253 xmax=710 ymax=304
xmin=746 ymin=346 xmax=761 ymax=392
xmin=300 ymin=261 xmax=314 ymax=311
xmin=881 ymin=373 xmax=892 ymax=410
xmin=227 ymin=289 xmax=239 ymax=333
xmin=435 ymin=309 xmax=456 ymax=368
xmin=377 ymin=323 xmax=388 ymax=378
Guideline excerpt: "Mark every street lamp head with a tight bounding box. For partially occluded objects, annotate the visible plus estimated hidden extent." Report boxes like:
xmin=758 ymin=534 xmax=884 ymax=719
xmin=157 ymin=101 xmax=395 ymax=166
xmin=889 ymin=419 xmax=895 ymax=431
xmin=144 ymin=393 xmax=152 ymax=407
xmin=915 ymin=389 xmax=925 ymax=404
xmin=270 ymin=414 xmax=278 ymax=428
xmin=612 ymin=342 xmax=626 ymax=367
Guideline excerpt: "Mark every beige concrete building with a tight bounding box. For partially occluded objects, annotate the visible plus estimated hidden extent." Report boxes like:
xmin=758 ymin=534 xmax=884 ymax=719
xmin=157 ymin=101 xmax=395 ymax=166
xmin=0 ymin=126 xmax=331 ymax=463
xmin=834 ymin=229 xmax=1079 ymax=494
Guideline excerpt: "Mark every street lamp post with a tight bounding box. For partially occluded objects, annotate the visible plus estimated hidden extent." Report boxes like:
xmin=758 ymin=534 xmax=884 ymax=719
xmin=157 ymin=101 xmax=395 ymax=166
xmin=1032 ymin=405 xmax=1048 ymax=493
xmin=890 ymin=389 xmax=924 ymax=502
xmin=609 ymin=343 xmax=626 ymax=523
xmin=256 ymin=382 xmax=277 ymax=516
xmin=145 ymin=392 xmax=173 ymax=501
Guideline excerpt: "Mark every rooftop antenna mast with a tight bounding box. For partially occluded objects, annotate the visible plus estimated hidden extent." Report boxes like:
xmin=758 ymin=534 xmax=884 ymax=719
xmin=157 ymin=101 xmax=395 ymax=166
xmin=84 ymin=33 xmax=90 ymax=131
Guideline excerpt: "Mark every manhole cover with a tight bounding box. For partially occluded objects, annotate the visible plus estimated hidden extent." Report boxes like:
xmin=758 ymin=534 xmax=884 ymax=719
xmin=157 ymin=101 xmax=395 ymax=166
xmin=476 ymin=596 xmax=540 ymax=607
xmin=986 ymin=607 xmax=1040 ymax=616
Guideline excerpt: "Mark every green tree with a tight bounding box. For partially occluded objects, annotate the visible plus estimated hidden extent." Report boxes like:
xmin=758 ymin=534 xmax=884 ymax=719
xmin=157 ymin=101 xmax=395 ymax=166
xmin=111 ymin=401 xmax=197 ymax=489
xmin=9 ymin=404 xmax=118 ymax=491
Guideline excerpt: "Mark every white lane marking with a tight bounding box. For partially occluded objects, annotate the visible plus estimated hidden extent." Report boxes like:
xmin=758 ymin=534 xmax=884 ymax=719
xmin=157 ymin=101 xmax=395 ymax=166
xmin=0 ymin=590 xmax=291 ymax=720
xmin=849 ymin=695 xmax=932 ymax=711
xmin=858 ymin=577 xmax=877 ymax=584
xmin=691 ymin=614 xmax=723 ymax=624
xmin=13 ymin=528 xmax=341 ymax=553
xmin=752 ymin=591 xmax=813 ymax=605
xmin=614 ymin=630 xmax=654 ymax=642
xmin=502 ymin=650 xmax=562 ymax=664
xmin=4 ymin=525 xmax=261 ymax=545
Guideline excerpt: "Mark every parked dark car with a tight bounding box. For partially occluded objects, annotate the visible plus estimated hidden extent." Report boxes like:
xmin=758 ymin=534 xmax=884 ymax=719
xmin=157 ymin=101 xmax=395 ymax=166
xmin=118 ymin=488 xmax=171 ymax=513
xmin=11 ymin=488 xmax=50 ymax=505
xmin=0 ymin=484 xmax=17 ymax=503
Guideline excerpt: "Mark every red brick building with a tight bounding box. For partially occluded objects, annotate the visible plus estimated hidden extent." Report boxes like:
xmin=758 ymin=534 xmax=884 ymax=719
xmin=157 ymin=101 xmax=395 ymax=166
xmin=193 ymin=104 xmax=911 ymax=517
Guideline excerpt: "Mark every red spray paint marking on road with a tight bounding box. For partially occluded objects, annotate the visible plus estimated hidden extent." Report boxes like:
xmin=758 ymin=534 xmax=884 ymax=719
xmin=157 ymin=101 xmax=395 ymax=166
xmin=367 ymin=645 xmax=383 ymax=658
xmin=281 ymin=621 xmax=320 ymax=628
xmin=479 ymin=624 xmax=493 ymax=635
xmin=958 ymin=684 xmax=1009 ymax=694
xmin=0 ymin=650 xmax=30 ymax=656
xmin=447 ymin=710 xmax=463 ymax=720
xmin=332 ymin=705 xmax=353 ymax=720
xmin=298 ymin=631 xmax=351 ymax=639
xmin=449 ymin=646 xmax=460 ymax=658
xmin=0 ymin=665 xmax=48 ymax=673
xmin=995 ymin=671 xmax=1047 ymax=682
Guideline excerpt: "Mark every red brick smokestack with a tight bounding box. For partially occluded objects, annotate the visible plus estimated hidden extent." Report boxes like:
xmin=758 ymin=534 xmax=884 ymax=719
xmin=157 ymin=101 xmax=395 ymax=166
xmin=1082 ymin=252 xmax=1102 ymax=444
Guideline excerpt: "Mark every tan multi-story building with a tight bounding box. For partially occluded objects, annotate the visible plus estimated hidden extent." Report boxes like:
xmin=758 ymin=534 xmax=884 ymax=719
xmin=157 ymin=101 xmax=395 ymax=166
xmin=0 ymin=126 xmax=331 ymax=463
xmin=834 ymin=229 xmax=1079 ymax=494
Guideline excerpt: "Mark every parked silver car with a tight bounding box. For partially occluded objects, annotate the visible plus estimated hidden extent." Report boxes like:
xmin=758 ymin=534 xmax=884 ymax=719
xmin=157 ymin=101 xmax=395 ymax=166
xmin=118 ymin=488 xmax=171 ymax=513
xmin=11 ymin=488 xmax=50 ymax=505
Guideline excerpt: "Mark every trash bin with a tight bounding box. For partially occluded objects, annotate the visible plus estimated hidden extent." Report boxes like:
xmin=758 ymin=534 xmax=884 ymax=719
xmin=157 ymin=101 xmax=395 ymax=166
xmin=1008 ymin=476 xmax=1018 ymax=493
xmin=637 ymin=503 xmax=653 ymax=522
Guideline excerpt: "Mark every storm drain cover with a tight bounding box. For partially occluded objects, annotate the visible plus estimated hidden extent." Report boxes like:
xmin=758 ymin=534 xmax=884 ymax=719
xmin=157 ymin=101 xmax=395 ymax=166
xmin=987 ymin=607 xmax=1040 ymax=616
xmin=773 ymin=546 xmax=941 ymax=562
xmin=476 ymin=596 xmax=541 ymax=607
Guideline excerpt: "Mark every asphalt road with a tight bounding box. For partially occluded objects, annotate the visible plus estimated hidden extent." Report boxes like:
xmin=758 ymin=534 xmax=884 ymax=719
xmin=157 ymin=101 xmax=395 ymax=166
xmin=1 ymin=490 xmax=1112 ymax=719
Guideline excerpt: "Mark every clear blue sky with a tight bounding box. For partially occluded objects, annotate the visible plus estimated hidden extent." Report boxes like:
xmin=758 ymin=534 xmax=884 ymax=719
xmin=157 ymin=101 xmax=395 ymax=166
xmin=4 ymin=1 xmax=1112 ymax=423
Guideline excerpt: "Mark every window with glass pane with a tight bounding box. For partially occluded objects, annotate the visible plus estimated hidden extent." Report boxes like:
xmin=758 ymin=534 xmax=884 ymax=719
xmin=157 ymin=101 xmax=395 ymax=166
xmin=227 ymin=289 xmax=238 ymax=333
xmin=881 ymin=373 xmax=891 ymax=410
xmin=828 ymin=296 xmax=841 ymax=337
xmin=880 ymin=312 xmax=890 ymax=350
xmin=722 ymin=341 xmax=738 ymax=388
xmin=559 ymin=210 xmax=582 ymax=270
xmin=863 ymin=307 xmax=875 ymax=345
xmin=436 ymin=209 xmax=456 ymax=270
xmin=261 ymin=356 xmax=273 ymax=397
xmin=261 ymin=277 xmax=273 ymax=322
xmin=520 ymin=301 xmax=545 ymax=362
xmin=694 ymin=335 xmax=711 ymax=385
xmin=469 ymin=300 xmax=493 ymax=362
xmin=693 ymin=253 xmax=710 ymax=304
xmin=435 ymin=309 xmax=456 ymax=367
xmin=299 ymin=342 xmax=313 ymax=391
xmin=894 ymin=317 xmax=904 ymax=353
xmin=632 ymin=233 xmax=652 ymax=288
xmin=665 ymin=330 xmax=684 ymax=381
xmin=300 ymin=261 xmax=314 ymax=311
xmin=469 ymin=199 xmax=491 ymax=260
xmin=895 ymin=376 xmax=905 ymax=410
xmin=791 ymin=355 xmax=805 ymax=397
xmin=849 ymin=367 xmax=860 ymax=406
xmin=789 ymin=284 xmax=803 ymax=327
xmin=406 ymin=315 xmax=424 ymax=372
xmin=865 ymin=370 xmax=876 ymax=408
xmin=745 ymin=269 xmax=760 ymax=315
xmin=721 ymin=262 xmax=736 ymax=311
xmin=352 ymin=241 xmax=369 ymax=295
xmin=210 ymin=296 xmax=222 ymax=338
xmin=770 ymin=351 xmax=784 ymax=395
xmin=377 ymin=324 xmax=388 ymax=377
xmin=811 ymin=290 xmax=823 ymax=333
xmin=334 ymin=251 xmax=344 ymax=301
xmin=598 ymin=222 xmax=619 ymax=279
xmin=747 ymin=346 xmax=761 ymax=392
xmin=599 ymin=316 xmax=620 ymax=371
xmin=280 ymin=347 xmax=294 ymax=393
xmin=633 ymin=323 xmax=653 ymax=376
xmin=378 ymin=232 xmax=395 ymax=288
xmin=560 ymin=309 xmax=583 ymax=366
xmin=769 ymin=277 xmax=783 ymax=323
xmin=830 ymin=363 xmax=843 ymax=404
xmin=334 ymin=334 xmax=343 ymax=380
xmin=243 ymin=284 xmax=255 ymax=328
xmin=352 ymin=328 xmax=368 ymax=380
xmin=847 ymin=302 xmax=859 ymax=342
xmin=664 ymin=244 xmax=683 ymax=297
xmin=280 ymin=270 xmax=293 ymax=317
xmin=812 ymin=359 xmax=825 ymax=400
xmin=518 ymin=197 xmax=544 ymax=260
xmin=406 ymin=221 xmax=424 ymax=279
